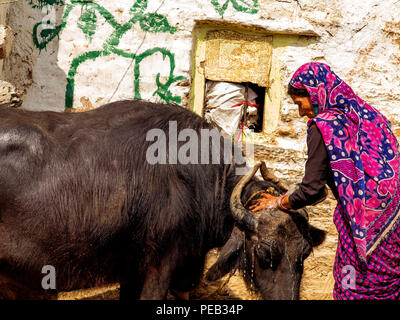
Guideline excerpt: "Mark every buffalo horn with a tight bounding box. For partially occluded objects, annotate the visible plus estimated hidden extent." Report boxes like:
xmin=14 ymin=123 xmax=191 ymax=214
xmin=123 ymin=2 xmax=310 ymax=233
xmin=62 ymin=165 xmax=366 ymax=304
xmin=260 ymin=162 xmax=309 ymax=220
xmin=230 ymin=162 xmax=261 ymax=232
xmin=260 ymin=161 xmax=289 ymax=193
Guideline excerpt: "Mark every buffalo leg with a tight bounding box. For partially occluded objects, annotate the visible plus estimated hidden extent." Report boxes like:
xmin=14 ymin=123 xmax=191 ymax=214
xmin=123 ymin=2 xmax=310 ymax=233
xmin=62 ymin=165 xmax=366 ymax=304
xmin=119 ymin=260 xmax=143 ymax=300
xmin=169 ymin=256 xmax=204 ymax=299
xmin=120 ymin=277 xmax=143 ymax=300
xmin=140 ymin=265 xmax=172 ymax=300
xmin=170 ymin=289 xmax=190 ymax=300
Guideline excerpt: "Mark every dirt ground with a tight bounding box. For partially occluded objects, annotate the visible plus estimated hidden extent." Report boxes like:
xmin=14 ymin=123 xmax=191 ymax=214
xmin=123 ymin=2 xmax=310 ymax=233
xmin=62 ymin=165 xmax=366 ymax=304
xmin=58 ymin=195 xmax=338 ymax=301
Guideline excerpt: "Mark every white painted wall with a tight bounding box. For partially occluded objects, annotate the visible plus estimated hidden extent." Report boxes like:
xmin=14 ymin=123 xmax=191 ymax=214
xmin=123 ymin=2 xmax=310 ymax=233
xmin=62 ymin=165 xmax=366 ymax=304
xmin=2 ymin=0 xmax=400 ymax=152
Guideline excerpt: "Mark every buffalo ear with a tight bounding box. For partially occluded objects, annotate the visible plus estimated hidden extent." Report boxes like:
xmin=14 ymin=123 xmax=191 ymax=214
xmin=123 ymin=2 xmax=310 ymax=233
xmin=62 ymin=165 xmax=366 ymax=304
xmin=309 ymin=225 xmax=326 ymax=247
xmin=206 ymin=227 xmax=244 ymax=281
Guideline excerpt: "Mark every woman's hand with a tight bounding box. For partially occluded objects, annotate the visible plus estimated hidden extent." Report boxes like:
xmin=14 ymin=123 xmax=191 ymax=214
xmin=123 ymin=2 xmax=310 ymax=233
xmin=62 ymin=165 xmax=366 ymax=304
xmin=249 ymin=193 xmax=279 ymax=212
xmin=249 ymin=193 xmax=291 ymax=212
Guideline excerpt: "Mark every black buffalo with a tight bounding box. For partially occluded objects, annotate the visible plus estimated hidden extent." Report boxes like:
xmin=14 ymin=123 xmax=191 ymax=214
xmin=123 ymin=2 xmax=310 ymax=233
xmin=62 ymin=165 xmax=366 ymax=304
xmin=0 ymin=100 xmax=325 ymax=299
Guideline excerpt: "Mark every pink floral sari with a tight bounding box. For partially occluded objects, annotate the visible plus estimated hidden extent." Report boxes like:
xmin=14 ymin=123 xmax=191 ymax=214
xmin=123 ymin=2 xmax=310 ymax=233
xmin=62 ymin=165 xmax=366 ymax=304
xmin=290 ymin=62 xmax=400 ymax=299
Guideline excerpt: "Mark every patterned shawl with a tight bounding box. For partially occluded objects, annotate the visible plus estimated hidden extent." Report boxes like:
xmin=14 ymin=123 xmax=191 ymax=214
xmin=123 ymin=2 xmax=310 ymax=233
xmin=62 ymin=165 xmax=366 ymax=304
xmin=289 ymin=62 xmax=400 ymax=262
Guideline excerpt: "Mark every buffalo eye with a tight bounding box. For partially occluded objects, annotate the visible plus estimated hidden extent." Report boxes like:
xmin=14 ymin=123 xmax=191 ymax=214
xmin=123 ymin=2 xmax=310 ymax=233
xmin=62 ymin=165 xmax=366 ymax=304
xmin=255 ymin=242 xmax=282 ymax=270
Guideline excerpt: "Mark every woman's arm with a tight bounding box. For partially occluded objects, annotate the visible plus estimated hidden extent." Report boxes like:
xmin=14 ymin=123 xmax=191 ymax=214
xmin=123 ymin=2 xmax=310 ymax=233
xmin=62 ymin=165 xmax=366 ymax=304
xmin=288 ymin=123 xmax=330 ymax=210
xmin=250 ymin=123 xmax=331 ymax=212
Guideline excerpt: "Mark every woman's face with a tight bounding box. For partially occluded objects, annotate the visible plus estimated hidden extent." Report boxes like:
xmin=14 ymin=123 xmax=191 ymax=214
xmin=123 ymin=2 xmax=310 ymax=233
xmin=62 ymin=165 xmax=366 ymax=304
xmin=290 ymin=95 xmax=316 ymax=119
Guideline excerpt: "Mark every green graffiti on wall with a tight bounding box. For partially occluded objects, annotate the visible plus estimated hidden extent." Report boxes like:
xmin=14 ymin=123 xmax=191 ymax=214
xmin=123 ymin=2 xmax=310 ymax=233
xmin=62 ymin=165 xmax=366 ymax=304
xmin=29 ymin=0 xmax=64 ymax=9
xmin=30 ymin=0 xmax=185 ymax=108
xmin=211 ymin=0 xmax=259 ymax=17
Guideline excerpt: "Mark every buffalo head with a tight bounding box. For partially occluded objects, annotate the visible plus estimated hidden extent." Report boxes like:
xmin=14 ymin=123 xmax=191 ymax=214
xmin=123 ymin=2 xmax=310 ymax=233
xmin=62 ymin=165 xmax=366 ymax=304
xmin=206 ymin=162 xmax=326 ymax=300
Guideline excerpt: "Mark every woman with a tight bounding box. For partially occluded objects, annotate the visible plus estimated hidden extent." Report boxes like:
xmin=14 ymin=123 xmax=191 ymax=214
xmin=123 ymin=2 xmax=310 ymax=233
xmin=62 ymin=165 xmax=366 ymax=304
xmin=250 ymin=62 xmax=400 ymax=299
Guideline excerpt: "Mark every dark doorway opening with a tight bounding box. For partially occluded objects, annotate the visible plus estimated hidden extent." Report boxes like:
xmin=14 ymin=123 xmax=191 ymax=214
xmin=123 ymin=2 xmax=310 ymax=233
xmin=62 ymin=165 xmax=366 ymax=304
xmin=245 ymin=82 xmax=265 ymax=133
xmin=203 ymin=80 xmax=266 ymax=135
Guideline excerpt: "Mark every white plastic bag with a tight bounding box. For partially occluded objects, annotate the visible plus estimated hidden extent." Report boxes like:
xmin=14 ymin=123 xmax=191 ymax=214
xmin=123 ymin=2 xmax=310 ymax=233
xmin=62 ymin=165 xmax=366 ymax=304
xmin=204 ymin=81 xmax=258 ymax=136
